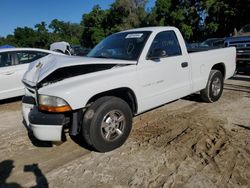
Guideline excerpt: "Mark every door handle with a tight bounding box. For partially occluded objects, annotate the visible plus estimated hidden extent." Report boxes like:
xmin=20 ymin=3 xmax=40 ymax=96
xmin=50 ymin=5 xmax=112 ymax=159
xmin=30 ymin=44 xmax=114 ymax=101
xmin=181 ymin=62 xmax=188 ymax=68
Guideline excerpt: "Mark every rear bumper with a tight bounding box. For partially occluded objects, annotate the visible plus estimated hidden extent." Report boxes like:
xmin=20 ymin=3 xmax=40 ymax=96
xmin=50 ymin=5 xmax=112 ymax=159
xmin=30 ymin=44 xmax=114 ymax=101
xmin=22 ymin=96 xmax=67 ymax=141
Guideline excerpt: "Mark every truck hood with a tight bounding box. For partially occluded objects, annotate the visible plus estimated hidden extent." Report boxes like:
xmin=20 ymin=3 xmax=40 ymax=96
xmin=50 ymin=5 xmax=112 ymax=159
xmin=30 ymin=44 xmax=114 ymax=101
xmin=22 ymin=54 xmax=136 ymax=87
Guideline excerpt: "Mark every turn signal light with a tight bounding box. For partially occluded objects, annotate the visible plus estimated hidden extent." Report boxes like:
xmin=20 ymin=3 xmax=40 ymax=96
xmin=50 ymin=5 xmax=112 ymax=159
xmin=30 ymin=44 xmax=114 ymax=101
xmin=39 ymin=105 xmax=72 ymax=113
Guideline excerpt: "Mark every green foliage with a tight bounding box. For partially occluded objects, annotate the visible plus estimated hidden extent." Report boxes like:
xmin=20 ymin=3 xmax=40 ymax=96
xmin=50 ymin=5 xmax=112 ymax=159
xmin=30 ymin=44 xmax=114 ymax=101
xmin=149 ymin=0 xmax=202 ymax=40
xmin=201 ymin=0 xmax=250 ymax=38
xmin=0 ymin=0 xmax=249 ymax=48
xmin=81 ymin=1 xmax=148 ymax=47
xmin=0 ymin=20 xmax=82 ymax=49
xmin=49 ymin=19 xmax=83 ymax=45
xmin=14 ymin=27 xmax=38 ymax=47
xmin=81 ymin=5 xmax=107 ymax=47
xmin=107 ymin=0 xmax=147 ymax=30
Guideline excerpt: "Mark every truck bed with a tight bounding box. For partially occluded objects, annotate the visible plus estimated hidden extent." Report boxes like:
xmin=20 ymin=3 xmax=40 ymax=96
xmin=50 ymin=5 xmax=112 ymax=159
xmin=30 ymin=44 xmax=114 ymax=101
xmin=188 ymin=47 xmax=236 ymax=93
xmin=187 ymin=46 xmax=223 ymax=53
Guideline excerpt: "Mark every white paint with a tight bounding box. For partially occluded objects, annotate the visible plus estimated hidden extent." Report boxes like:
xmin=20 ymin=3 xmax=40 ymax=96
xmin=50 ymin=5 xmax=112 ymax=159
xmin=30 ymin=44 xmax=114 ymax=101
xmin=22 ymin=26 xmax=236 ymax=141
xmin=50 ymin=41 xmax=72 ymax=55
xmin=30 ymin=123 xmax=63 ymax=141
xmin=0 ymin=48 xmax=63 ymax=100
xmin=125 ymin=33 xmax=144 ymax=38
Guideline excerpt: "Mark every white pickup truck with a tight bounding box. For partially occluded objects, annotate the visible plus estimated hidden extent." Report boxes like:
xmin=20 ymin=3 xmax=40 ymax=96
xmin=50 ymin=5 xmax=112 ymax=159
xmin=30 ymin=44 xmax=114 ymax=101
xmin=22 ymin=27 xmax=236 ymax=152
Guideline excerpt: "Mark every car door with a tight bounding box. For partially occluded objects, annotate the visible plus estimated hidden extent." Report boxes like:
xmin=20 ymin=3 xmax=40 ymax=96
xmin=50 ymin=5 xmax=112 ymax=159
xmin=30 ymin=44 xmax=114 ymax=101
xmin=0 ymin=50 xmax=49 ymax=100
xmin=138 ymin=31 xmax=192 ymax=111
xmin=0 ymin=51 xmax=21 ymax=99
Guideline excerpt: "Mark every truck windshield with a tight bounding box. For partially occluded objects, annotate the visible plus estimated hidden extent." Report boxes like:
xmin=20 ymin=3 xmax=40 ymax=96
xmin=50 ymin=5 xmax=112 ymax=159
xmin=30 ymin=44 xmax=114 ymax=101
xmin=87 ymin=31 xmax=151 ymax=61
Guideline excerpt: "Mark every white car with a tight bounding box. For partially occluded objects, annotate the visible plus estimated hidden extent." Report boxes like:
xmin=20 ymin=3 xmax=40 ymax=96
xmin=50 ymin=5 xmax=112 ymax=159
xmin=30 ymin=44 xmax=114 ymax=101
xmin=0 ymin=48 xmax=62 ymax=100
xmin=22 ymin=27 xmax=236 ymax=152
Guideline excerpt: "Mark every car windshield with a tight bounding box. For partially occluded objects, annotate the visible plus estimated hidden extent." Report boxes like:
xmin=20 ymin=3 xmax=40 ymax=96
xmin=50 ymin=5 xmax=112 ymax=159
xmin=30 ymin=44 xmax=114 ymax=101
xmin=201 ymin=39 xmax=218 ymax=46
xmin=87 ymin=31 xmax=151 ymax=61
xmin=239 ymin=24 xmax=250 ymax=33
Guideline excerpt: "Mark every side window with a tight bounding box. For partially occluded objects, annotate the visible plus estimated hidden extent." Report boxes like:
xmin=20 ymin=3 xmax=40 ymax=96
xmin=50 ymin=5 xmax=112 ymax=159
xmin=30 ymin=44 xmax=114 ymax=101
xmin=148 ymin=31 xmax=182 ymax=58
xmin=0 ymin=52 xmax=13 ymax=67
xmin=16 ymin=51 xmax=48 ymax=65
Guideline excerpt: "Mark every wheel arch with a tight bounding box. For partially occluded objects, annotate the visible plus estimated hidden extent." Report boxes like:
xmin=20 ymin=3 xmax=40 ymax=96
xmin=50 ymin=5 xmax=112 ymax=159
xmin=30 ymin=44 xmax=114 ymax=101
xmin=211 ymin=63 xmax=226 ymax=79
xmin=86 ymin=87 xmax=138 ymax=115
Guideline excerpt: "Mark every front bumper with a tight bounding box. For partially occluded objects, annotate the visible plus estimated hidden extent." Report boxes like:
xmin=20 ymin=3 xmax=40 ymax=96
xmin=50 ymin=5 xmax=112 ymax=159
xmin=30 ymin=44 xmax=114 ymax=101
xmin=22 ymin=96 xmax=67 ymax=141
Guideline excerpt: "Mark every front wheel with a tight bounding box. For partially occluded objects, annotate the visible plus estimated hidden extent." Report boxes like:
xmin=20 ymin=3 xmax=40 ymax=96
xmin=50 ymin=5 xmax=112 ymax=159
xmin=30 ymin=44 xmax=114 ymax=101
xmin=200 ymin=70 xmax=224 ymax=103
xmin=82 ymin=97 xmax=132 ymax=152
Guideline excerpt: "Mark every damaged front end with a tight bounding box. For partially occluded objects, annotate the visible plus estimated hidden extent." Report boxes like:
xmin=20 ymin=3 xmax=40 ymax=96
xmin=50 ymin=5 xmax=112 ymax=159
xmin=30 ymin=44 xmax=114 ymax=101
xmin=22 ymin=54 xmax=135 ymax=141
xmin=38 ymin=64 xmax=118 ymax=88
xmin=22 ymin=95 xmax=83 ymax=141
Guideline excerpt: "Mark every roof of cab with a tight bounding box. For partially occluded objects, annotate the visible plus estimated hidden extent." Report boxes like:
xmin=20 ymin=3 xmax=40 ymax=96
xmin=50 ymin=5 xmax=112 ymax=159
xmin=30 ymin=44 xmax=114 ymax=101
xmin=120 ymin=26 xmax=178 ymax=33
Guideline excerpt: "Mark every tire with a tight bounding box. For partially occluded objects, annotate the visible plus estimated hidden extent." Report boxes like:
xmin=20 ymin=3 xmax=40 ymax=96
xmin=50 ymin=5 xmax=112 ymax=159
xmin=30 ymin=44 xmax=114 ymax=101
xmin=200 ymin=70 xmax=224 ymax=103
xmin=82 ymin=96 xmax=132 ymax=152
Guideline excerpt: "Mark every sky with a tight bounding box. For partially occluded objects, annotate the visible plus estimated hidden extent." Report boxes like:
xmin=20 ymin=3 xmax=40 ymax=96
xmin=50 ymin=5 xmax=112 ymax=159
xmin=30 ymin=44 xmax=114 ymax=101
xmin=0 ymin=0 xmax=155 ymax=37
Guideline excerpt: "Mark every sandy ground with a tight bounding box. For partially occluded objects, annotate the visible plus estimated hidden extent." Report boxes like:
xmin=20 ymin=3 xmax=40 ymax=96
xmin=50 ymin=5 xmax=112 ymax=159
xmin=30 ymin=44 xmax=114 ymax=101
xmin=0 ymin=74 xmax=249 ymax=188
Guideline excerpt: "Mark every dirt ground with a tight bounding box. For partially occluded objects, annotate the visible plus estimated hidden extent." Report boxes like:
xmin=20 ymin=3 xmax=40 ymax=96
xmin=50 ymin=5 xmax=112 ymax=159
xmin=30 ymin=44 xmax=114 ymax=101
xmin=0 ymin=74 xmax=249 ymax=188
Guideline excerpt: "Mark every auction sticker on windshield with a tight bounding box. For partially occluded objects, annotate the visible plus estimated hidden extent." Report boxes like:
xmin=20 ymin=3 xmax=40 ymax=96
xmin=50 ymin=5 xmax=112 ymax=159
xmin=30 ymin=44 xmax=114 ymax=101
xmin=126 ymin=33 xmax=143 ymax=38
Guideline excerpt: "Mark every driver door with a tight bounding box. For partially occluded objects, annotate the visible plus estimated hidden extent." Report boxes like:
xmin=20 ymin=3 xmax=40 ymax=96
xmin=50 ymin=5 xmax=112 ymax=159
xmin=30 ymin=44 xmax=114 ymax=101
xmin=138 ymin=31 xmax=192 ymax=111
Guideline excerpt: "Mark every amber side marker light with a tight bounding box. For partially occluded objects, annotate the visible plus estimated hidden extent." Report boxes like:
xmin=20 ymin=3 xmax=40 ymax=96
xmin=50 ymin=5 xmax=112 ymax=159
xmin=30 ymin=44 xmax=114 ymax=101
xmin=39 ymin=105 xmax=72 ymax=113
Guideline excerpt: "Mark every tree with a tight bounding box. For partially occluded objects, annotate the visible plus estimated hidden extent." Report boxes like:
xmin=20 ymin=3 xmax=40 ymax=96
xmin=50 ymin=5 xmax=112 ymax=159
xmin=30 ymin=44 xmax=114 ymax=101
xmin=35 ymin=21 xmax=48 ymax=33
xmin=80 ymin=0 xmax=148 ymax=47
xmin=106 ymin=0 xmax=147 ymax=33
xmin=0 ymin=37 xmax=4 ymax=46
xmin=81 ymin=5 xmax=107 ymax=47
xmin=149 ymin=0 xmax=201 ymax=40
xmin=1 ymin=35 xmax=16 ymax=46
xmin=1 ymin=0 xmax=249 ymax=47
xmin=13 ymin=27 xmax=38 ymax=47
xmin=34 ymin=22 xmax=50 ymax=48
xmin=49 ymin=19 xmax=83 ymax=45
xmin=201 ymin=0 xmax=250 ymax=38
xmin=201 ymin=0 xmax=235 ymax=37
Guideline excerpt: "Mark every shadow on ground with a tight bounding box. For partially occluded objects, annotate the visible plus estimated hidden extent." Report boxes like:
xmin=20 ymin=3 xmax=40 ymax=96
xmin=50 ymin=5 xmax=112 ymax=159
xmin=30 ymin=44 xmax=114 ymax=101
xmin=224 ymin=82 xmax=250 ymax=93
xmin=0 ymin=160 xmax=48 ymax=188
xmin=230 ymin=76 xmax=250 ymax=82
xmin=235 ymin=124 xmax=250 ymax=130
xmin=0 ymin=96 xmax=22 ymax=105
xmin=70 ymin=134 xmax=96 ymax=152
xmin=182 ymin=93 xmax=204 ymax=102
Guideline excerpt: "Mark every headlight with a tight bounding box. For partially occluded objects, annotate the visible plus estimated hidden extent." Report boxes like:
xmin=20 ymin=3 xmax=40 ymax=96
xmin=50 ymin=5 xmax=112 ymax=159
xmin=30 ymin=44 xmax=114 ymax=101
xmin=38 ymin=95 xmax=72 ymax=112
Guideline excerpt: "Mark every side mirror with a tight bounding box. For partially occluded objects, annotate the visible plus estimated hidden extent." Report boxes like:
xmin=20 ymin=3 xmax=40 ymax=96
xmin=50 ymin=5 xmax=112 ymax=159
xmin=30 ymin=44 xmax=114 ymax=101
xmin=148 ymin=48 xmax=167 ymax=60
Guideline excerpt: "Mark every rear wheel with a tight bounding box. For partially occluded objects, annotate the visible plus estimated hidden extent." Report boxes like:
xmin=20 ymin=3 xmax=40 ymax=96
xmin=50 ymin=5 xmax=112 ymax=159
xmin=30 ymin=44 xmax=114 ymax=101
xmin=82 ymin=97 xmax=132 ymax=152
xmin=200 ymin=70 xmax=224 ymax=103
